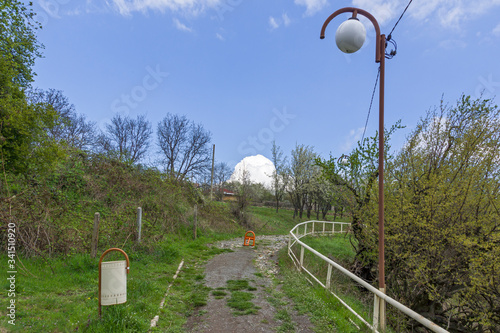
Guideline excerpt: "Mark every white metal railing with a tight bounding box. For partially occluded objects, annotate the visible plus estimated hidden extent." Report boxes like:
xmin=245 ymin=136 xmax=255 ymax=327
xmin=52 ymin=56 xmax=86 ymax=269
xmin=287 ymin=220 xmax=449 ymax=333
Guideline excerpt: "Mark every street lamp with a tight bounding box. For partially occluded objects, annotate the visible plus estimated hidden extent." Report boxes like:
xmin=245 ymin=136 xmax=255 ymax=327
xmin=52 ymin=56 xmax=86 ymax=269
xmin=321 ymin=7 xmax=387 ymax=330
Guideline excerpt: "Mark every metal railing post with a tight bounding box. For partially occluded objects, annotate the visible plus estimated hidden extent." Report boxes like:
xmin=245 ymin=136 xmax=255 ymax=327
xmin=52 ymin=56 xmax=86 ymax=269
xmin=326 ymin=263 xmax=332 ymax=289
xmin=373 ymin=293 xmax=380 ymax=332
xmin=288 ymin=233 xmax=291 ymax=256
xmin=287 ymin=220 xmax=448 ymax=333
xmin=300 ymin=245 xmax=305 ymax=271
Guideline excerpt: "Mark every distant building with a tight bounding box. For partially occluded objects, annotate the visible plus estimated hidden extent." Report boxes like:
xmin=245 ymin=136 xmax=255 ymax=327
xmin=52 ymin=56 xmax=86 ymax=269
xmin=222 ymin=189 xmax=237 ymax=202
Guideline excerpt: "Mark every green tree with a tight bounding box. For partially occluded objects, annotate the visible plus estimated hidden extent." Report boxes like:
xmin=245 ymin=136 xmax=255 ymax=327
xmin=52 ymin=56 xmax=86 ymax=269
xmin=287 ymin=144 xmax=317 ymax=219
xmin=317 ymin=122 xmax=402 ymax=281
xmin=383 ymin=96 xmax=500 ymax=331
xmin=1 ymin=1 xmax=62 ymax=187
xmin=0 ymin=0 xmax=43 ymax=86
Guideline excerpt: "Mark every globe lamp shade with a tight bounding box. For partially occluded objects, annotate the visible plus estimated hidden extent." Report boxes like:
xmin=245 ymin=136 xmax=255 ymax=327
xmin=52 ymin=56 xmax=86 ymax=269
xmin=335 ymin=18 xmax=366 ymax=53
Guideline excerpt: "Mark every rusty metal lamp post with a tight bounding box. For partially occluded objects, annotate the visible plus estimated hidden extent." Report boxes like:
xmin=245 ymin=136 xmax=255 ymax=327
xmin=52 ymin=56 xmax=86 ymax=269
xmin=320 ymin=7 xmax=387 ymax=330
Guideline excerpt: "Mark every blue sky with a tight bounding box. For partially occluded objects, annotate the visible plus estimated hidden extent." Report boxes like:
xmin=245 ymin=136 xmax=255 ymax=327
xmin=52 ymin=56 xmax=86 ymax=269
xmin=30 ymin=0 xmax=500 ymax=168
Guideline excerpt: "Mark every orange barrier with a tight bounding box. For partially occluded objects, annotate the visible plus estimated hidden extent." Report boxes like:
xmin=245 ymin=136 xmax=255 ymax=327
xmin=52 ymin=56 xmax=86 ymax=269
xmin=243 ymin=231 xmax=256 ymax=246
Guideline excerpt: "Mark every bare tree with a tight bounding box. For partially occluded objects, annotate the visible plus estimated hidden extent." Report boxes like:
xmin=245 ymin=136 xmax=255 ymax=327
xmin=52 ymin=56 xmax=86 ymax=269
xmin=157 ymin=113 xmax=211 ymax=180
xmin=27 ymin=88 xmax=96 ymax=150
xmin=64 ymin=113 xmax=96 ymax=150
xmin=270 ymin=141 xmax=288 ymax=213
xmin=98 ymin=114 xmax=152 ymax=163
xmin=213 ymin=161 xmax=233 ymax=200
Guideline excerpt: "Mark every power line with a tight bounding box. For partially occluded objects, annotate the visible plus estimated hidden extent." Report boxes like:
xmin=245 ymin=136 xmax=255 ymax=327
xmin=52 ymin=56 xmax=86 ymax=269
xmin=361 ymin=66 xmax=381 ymax=143
xmin=361 ymin=0 xmax=413 ymax=144
xmin=387 ymin=0 xmax=414 ymax=40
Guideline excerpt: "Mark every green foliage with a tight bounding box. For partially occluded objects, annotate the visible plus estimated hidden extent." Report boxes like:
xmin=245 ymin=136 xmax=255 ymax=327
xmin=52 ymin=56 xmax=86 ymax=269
xmin=318 ymin=95 xmax=499 ymax=331
xmin=1 ymin=1 xmax=65 ymax=179
xmin=381 ymin=95 xmax=500 ymax=331
xmin=0 ymin=152 xmax=234 ymax=256
xmin=0 ymin=0 xmax=43 ymax=86
xmin=317 ymin=121 xmax=403 ymax=281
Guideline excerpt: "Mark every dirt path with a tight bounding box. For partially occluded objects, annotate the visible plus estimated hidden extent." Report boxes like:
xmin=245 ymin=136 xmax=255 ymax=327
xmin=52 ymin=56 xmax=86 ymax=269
xmin=184 ymin=235 xmax=314 ymax=333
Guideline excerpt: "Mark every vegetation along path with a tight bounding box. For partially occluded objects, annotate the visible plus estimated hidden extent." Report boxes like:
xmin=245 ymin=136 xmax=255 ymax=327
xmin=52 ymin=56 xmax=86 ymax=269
xmin=184 ymin=235 xmax=314 ymax=332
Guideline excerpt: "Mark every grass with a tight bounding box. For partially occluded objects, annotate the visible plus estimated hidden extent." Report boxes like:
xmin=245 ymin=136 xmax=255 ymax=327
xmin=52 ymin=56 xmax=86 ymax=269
xmin=277 ymin=233 xmax=380 ymax=333
xmin=227 ymin=291 xmax=260 ymax=315
xmin=225 ymin=279 xmax=261 ymax=315
xmin=249 ymin=205 xmax=351 ymax=235
xmin=0 ymin=234 xmax=234 ymax=333
xmin=265 ymin=285 xmax=296 ymax=332
xmin=1 ymin=205 xmax=355 ymax=332
xmin=209 ymin=279 xmax=261 ymax=316
xmin=211 ymin=290 xmax=227 ymax=299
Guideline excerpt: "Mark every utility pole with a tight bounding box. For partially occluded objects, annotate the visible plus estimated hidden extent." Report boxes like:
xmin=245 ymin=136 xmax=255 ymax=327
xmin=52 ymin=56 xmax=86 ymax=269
xmin=210 ymin=144 xmax=215 ymax=200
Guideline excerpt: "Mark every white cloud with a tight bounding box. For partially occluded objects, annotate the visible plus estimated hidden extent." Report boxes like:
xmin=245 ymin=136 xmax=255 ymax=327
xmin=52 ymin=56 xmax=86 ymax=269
xmin=352 ymin=0 xmax=500 ymax=29
xmin=352 ymin=0 xmax=399 ymax=26
xmin=294 ymin=0 xmax=328 ymax=16
xmin=269 ymin=16 xmax=279 ymax=30
xmin=39 ymin=0 xmax=61 ymax=18
xmin=110 ymin=0 xmax=222 ymax=16
xmin=341 ymin=127 xmax=364 ymax=152
xmin=282 ymin=13 xmax=291 ymax=27
xmin=173 ymin=18 xmax=193 ymax=32
xmin=493 ymin=22 xmax=500 ymax=37
xmin=439 ymin=39 xmax=467 ymax=49
xmin=215 ymin=32 xmax=225 ymax=40
xmin=269 ymin=13 xmax=292 ymax=30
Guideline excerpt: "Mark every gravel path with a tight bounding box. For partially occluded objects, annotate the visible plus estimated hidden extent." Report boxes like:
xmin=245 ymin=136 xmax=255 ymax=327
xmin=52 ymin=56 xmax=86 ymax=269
xmin=184 ymin=235 xmax=314 ymax=333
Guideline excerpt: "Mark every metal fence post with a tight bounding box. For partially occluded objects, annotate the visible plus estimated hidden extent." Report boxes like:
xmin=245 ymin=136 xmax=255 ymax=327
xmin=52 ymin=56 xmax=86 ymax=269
xmin=91 ymin=212 xmax=100 ymax=258
xmin=137 ymin=207 xmax=142 ymax=243
xmin=193 ymin=204 xmax=198 ymax=240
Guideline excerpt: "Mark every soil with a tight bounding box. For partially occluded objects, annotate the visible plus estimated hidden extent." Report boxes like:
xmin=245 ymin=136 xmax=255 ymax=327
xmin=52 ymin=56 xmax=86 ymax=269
xmin=184 ymin=235 xmax=314 ymax=333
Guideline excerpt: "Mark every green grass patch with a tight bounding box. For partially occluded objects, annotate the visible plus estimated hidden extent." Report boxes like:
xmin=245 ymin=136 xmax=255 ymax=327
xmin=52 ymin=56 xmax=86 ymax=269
xmin=226 ymin=279 xmax=253 ymax=291
xmin=278 ymin=233 xmax=379 ymax=333
xmin=300 ymin=233 xmax=357 ymax=265
xmin=227 ymin=291 xmax=260 ymax=315
xmin=275 ymin=308 xmax=295 ymax=332
xmin=0 ymin=235 xmax=234 ymax=332
xmin=211 ymin=290 xmax=228 ymax=299
xmin=249 ymin=206 xmax=351 ymax=235
xmin=223 ymin=279 xmax=261 ymax=316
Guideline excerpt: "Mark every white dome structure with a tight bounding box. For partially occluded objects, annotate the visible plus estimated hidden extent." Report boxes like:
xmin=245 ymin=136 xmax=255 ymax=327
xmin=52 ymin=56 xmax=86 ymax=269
xmin=231 ymin=155 xmax=275 ymax=189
